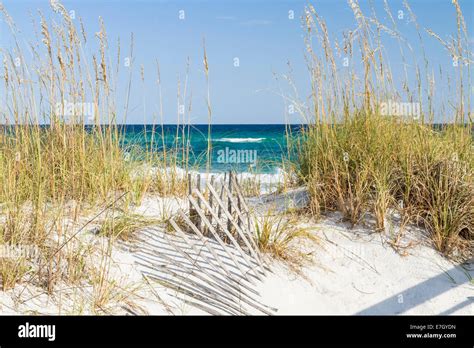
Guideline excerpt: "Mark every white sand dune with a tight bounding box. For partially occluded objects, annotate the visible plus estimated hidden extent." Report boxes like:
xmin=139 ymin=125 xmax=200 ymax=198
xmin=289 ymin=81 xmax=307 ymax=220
xmin=0 ymin=187 xmax=472 ymax=315
xmin=128 ymin=189 xmax=474 ymax=315
xmin=257 ymin=215 xmax=473 ymax=315
xmin=251 ymin=188 xmax=473 ymax=315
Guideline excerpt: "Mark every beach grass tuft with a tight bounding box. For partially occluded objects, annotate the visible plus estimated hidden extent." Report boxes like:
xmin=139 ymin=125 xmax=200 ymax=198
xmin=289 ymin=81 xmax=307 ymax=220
xmin=292 ymin=1 xmax=473 ymax=260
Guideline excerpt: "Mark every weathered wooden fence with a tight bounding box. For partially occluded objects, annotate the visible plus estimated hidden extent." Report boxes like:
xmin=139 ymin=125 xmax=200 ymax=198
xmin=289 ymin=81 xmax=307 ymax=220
xmin=134 ymin=171 xmax=275 ymax=315
xmin=175 ymin=171 xmax=267 ymax=281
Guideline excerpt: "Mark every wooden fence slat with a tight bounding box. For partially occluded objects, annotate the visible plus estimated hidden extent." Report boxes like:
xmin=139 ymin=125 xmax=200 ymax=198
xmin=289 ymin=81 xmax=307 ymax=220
xmin=230 ymin=174 xmax=253 ymax=233
xmin=175 ymin=210 xmax=234 ymax=280
xmin=156 ymin=217 xmax=259 ymax=297
xmin=157 ymin=235 xmax=252 ymax=312
xmin=222 ymin=184 xmax=254 ymax=239
xmin=169 ymin=219 xmax=232 ymax=282
xmin=231 ymin=173 xmax=251 ymax=213
xmin=196 ymin=173 xmax=202 ymax=232
xmin=209 ymin=175 xmax=215 ymax=210
xmin=164 ymin=224 xmax=274 ymax=314
xmin=222 ymin=184 xmax=265 ymax=269
xmin=188 ymin=195 xmax=256 ymax=284
xmin=169 ymin=218 xmax=251 ymax=294
xmin=194 ymin=188 xmax=261 ymax=279
xmin=202 ymin=185 xmax=266 ymax=277
xmin=227 ymin=171 xmax=233 ymax=232
xmin=216 ymin=177 xmax=226 ymax=236
xmin=189 ymin=194 xmax=255 ymax=282
xmin=209 ymin=183 xmax=260 ymax=261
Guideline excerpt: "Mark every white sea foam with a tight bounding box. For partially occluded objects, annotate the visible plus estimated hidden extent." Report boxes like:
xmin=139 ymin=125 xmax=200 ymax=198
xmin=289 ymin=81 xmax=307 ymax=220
xmin=191 ymin=167 xmax=285 ymax=195
xmin=130 ymin=164 xmax=285 ymax=195
xmin=214 ymin=137 xmax=265 ymax=143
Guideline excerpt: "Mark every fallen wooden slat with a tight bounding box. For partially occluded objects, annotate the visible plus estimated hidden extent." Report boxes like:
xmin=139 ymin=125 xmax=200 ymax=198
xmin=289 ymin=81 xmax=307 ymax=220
xmin=175 ymin=209 xmax=236 ymax=281
xmin=141 ymin=248 xmax=248 ymax=313
xmin=141 ymin=270 xmax=243 ymax=315
xmin=193 ymin=188 xmax=263 ymax=280
xmin=163 ymin=232 xmax=275 ymax=315
xmin=137 ymin=260 xmax=248 ymax=315
xmin=136 ymin=232 xmax=258 ymax=296
xmin=142 ymin=274 xmax=175 ymax=315
xmin=188 ymin=195 xmax=256 ymax=284
xmin=180 ymin=298 xmax=225 ymax=316
xmin=137 ymin=257 xmax=244 ymax=314
xmin=136 ymin=233 xmax=276 ymax=313
xmin=170 ymin=219 xmax=229 ymax=275
xmin=204 ymin=184 xmax=266 ymax=276
xmin=169 ymin=218 xmax=257 ymax=295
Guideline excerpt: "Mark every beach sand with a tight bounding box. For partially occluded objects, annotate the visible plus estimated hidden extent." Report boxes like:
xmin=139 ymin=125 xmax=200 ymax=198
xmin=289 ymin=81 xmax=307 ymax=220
xmin=257 ymin=214 xmax=473 ymax=315
xmin=0 ymin=186 xmax=472 ymax=315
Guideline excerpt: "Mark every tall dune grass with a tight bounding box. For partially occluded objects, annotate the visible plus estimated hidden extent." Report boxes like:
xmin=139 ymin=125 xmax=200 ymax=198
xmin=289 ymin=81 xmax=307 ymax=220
xmin=0 ymin=2 xmax=188 ymax=295
xmin=293 ymin=1 xmax=473 ymax=260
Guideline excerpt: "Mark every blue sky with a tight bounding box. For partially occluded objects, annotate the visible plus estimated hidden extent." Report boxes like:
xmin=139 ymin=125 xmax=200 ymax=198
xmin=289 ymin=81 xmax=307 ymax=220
xmin=0 ymin=0 xmax=472 ymax=124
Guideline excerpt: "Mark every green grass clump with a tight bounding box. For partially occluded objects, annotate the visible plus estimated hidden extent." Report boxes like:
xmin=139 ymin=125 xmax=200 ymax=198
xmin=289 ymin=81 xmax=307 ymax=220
xmin=0 ymin=2 xmax=190 ymax=293
xmin=298 ymin=116 xmax=473 ymax=258
xmin=292 ymin=1 xmax=473 ymax=260
xmin=98 ymin=213 xmax=160 ymax=241
xmin=255 ymin=211 xmax=317 ymax=267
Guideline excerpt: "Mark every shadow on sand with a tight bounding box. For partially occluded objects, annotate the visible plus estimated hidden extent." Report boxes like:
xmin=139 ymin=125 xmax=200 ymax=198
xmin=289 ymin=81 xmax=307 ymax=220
xmin=357 ymin=263 xmax=474 ymax=315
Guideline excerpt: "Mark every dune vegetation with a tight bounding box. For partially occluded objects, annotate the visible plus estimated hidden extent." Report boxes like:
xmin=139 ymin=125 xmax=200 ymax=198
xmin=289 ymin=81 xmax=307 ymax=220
xmin=0 ymin=0 xmax=471 ymax=311
xmin=0 ymin=2 xmax=190 ymax=297
xmin=291 ymin=1 xmax=472 ymax=260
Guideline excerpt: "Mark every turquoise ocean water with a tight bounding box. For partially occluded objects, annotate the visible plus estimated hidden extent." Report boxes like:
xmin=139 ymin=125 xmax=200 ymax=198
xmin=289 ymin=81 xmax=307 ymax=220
xmin=120 ymin=124 xmax=302 ymax=174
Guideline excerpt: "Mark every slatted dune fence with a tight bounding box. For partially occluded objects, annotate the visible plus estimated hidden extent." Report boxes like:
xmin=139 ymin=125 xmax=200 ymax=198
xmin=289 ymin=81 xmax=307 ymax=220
xmin=134 ymin=171 xmax=276 ymax=315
